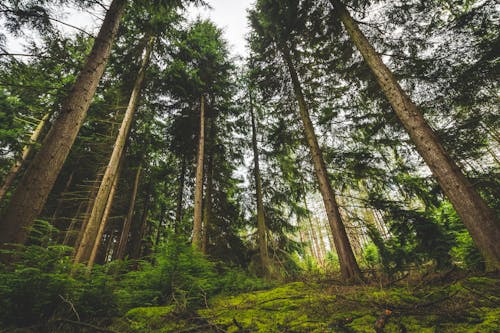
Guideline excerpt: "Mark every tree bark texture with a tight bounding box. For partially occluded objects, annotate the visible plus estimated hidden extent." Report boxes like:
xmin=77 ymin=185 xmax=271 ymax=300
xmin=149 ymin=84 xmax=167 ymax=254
xmin=202 ymin=119 xmax=216 ymax=254
xmin=0 ymin=112 xmax=50 ymax=202
xmin=333 ymin=0 xmax=500 ymax=268
xmin=0 ymin=0 xmax=127 ymax=247
xmin=87 ymin=153 xmax=123 ymax=269
xmin=192 ymin=95 xmax=205 ymax=249
xmin=281 ymin=44 xmax=362 ymax=281
xmin=74 ymin=35 xmax=154 ymax=264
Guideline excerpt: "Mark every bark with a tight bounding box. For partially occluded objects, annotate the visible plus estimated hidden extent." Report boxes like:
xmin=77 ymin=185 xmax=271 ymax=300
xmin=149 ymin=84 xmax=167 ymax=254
xmin=0 ymin=112 xmax=50 ymax=202
xmin=174 ymin=157 xmax=187 ymax=233
xmin=192 ymin=95 xmax=205 ymax=249
xmin=0 ymin=0 xmax=127 ymax=248
xmin=201 ymin=135 xmax=214 ymax=254
xmin=281 ymin=44 xmax=362 ymax=281
xmin=74 ymin=35 xmax=154 ymax=264
xmin=114 ymin=164 xmax=142 ymax=260
xmin=87 ymin=153 xmax=123 ymax=269
xmin=333 ymin=0 xmax=500 ymax=268
xmin=250 ymin=88 xmax=271 ymax=276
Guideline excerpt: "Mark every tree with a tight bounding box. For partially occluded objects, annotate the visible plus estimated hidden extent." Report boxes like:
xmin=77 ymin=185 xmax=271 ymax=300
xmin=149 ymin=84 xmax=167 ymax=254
xmin=73 ymin=35 xmax=154 ymax=265
xmin=331 ymin=0 xmax=500 ymax=269
xmin=249 ymin=0 xmax=362 ymax=281
xmin=0 ymin=0 xmax=127 ymax=248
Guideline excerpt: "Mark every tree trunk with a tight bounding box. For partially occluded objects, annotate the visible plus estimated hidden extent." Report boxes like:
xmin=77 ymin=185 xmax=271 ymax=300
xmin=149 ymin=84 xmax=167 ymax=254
xmin=63 ymin=201 xmax=85 ymax=246
xmin=74 ymin=166 xmax=106 ymax=251
xmin=0 ymin=0 xmax=127 ymax=248
xmin=87 ymin=153 xmax=123 ymax=269
xmin=192 ymin=95 xmax=205 ymax=249
xmin=201 ymin=137 xmax=214 ymax=254
xmin=74 ymin=35 xmax=154 ymax=264
xmin=0 ymin=112 xmax=50 ymax=202
xmin=174 ymin=156 xmax=187 ymax=233
xmin=130 ymin=183 xmax=152 ymax=259
xmin=249 ymin=88 xmax=271 ymax=277
xmin=114 ymin=164 xmax=142 ymax=260
xmin=280 ymin=44 xmax=362 ymax=282
xmin=333 ymin=0 xmax=500 ymax=268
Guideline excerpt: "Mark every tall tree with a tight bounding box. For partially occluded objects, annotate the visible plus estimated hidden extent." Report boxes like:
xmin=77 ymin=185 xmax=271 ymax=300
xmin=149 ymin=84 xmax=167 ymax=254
xmin=74 ymin=35 xmax=154 ymax=265
xmin=0 ymin=0 xmax=127 ymax=247
xmin=248 ymin=79 xmax=271 ymax=277
xmin=192 ymin=94 xmax=205 ymax=248
xmin=249 ymin=0 xmax=362 ymax=281
xmin=331 ymin=0 xmax=500 ymax=268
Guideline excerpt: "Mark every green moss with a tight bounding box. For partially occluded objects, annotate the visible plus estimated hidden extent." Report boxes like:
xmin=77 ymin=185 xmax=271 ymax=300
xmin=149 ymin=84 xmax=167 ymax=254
xmin=109 ymin=275 xmax=500 ymax=333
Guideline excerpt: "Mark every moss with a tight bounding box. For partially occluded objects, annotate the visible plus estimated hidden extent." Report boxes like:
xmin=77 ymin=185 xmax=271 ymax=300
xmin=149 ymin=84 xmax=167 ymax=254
xmin=109 ymin=275 xmax=500 ymax=333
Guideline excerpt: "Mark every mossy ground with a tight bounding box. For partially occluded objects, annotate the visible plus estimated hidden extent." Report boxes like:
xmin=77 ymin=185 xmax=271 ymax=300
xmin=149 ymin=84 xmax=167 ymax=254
xmin=110 ymin=273 xmax=500 ymax=333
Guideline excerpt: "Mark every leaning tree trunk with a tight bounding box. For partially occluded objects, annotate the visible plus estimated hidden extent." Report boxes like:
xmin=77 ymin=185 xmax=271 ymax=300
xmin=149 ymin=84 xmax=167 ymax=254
xmin=332 ymin=0 xmax=500 ymax=268
xmin=74 ymin=35 xmax=154 ymax=264
xmin=281 ymin=44 xmax=362 ymax=282
xmin=0 ymin=0 xmax=127 ymax=248
xmin=114 ymin=164 xmax=142 ymax=260
xmin=0 ymin=112 xmax=50 ymax=202
xmin=192 ymin=95 xmax=206 ymax=249
xmin=249 ymin=91 xmax=271 ymax=277
xmin=87 ymin=153 xmax=124 ymax=269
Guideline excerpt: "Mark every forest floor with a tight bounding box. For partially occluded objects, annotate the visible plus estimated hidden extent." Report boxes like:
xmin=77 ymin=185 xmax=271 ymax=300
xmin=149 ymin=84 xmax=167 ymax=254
xmin=109 ymin=271 xmax=500 ymax=333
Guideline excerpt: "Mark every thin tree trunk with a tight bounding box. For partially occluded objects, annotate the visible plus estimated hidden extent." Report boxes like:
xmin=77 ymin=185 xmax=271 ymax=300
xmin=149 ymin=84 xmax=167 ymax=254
xmin=51 ymin=170 xmax=75 ymax=240
xmin=174 ymin=157 xmax=187 ymax=233
xmin=281 ymin=44 xmax=362 ymax=281
xmin=192 ymin=95 xmax=205 ymax=249
xmin=0 ymin=0 xmax=127 ymax=248
xmin=74 ymin=35 xmax=154 ymax=264
xmin=130 ymin=183 xmax=152 ymax=259
xmin=74 ymin=166 xmax=106 ymax=251
xmin=333 ymin=0 xmax=500 ymax=268
xmin=0 ymin=112 xmax=50 ymax=202
xmin=114 ymin=164 xmax=142 ymax=260
xmin=63 ymin=202 xmax=85 ymax=246
xmin=250 ymin=88 xmax=271 ymax=276
xmin=87 ymin=154 xmax=123 ymax=269
xmin=201 ymin=140 xmax=214 ymax=254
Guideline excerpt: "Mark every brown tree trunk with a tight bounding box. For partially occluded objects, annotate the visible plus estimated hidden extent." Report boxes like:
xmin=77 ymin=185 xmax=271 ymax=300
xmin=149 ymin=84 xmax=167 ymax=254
xmin=201 ymin=132 xmax=215 ymax=254
xmin=281 ymin=44 xmax=362 ymax=282
xmin=250 ymin=91 xmax=271 ymax=277
xmin=74 ymin=35 xmax=154 ymax=264
xmin=0 ymin=112 xmax=50 ymax=202
xmin=333 ymin=0 xmax=500 ymax=268
xmin=192 ymin=95 xmax=205 ymax=249
xmin=0 ymin=0 xmax=127 ymax=248
xmin=114 ymin=164 xmax=142 ymax=260
xmin=87 ymin=154 xmax=124 ymax=269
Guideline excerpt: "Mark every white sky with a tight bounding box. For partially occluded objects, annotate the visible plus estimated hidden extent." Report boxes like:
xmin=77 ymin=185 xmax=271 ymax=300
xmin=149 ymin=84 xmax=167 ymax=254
xmin=187 ymin=0 xmax=254 ymax=58
xmin=4 ymin=0 xmax=254 ymax=58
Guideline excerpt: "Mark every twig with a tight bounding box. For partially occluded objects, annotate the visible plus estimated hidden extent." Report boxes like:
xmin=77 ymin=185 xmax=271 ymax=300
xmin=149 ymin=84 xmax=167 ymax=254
xmin=59 ymin=294 xmax=80 ymax=321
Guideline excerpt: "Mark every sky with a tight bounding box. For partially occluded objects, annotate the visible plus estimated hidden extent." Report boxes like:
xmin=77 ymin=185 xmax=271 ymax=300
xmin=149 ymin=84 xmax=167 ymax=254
xmin=187 ymin=0 xmax=254 ymax=58
xmin=5 ymin=0 xmax=254 ymax=58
